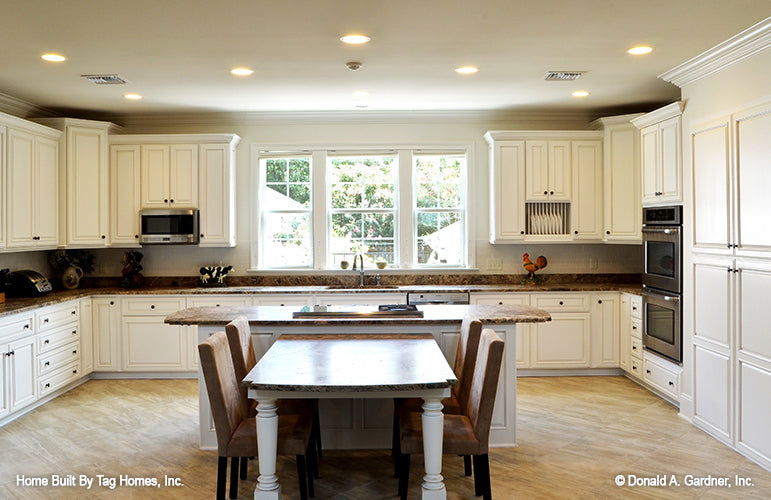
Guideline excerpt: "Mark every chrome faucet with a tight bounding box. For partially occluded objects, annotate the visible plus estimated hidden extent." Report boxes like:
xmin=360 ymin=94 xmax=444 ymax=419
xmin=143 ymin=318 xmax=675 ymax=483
xmin=352 ymin=254 xmax=365 ymax=287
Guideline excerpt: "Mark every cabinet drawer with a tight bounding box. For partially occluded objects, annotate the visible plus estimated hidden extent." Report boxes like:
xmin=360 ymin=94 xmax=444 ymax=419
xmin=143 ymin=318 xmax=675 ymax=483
xmin=38 ymin=325 xmax=80 ymax=354
xmin=643 ymin=353 xmax=680 ymax=399
xmin=630 ymin=336 xmax=643 ymax=357
xmin=0 ymin=315 xmax=34 ymax=340
xmin=631 ymin=318 xmax=642 ymax=339
xmin=629 ymin=356 xmax=643 ymax=379
xmin=531 ymin=294 xmax=589 ymax=312
xmin=122 ymin=297 xmax=186 ymax=316
xmin=186 ymin=296 xmax=253 ymax=308
xmin=37 ymin=302 xmax=79 ymax=332
xmin=39 ymin=361 xmax=81 ymax=397
xmin=630 ymin=295 xmax=642 ymax=320
xmin=38 ymin=341 xmax=80 ymax=377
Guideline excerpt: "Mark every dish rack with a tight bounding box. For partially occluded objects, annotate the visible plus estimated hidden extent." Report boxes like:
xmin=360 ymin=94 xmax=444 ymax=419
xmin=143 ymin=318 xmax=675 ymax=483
xmin=526 ymin=202 xmax=570 ymax=235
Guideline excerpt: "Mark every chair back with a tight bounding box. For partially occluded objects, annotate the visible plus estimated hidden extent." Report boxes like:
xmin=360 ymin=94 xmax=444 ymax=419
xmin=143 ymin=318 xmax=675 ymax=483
xmin=464 ymin=328 xmax=504 ymax=451
xmin=453 ymin=315 xmax=483 ymax=409
xmin=225 ymin=316 xmax=255 ymax=415
xmin=199 ymin=331 xmax=246 ymax=455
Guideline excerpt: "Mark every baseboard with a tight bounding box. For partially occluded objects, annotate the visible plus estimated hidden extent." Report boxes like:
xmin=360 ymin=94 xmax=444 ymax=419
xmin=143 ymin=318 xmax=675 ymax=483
xmin=517 ymin=368 xmax=624 ymax=377
xmin=90 ymin=372 xmax=197 ymax=380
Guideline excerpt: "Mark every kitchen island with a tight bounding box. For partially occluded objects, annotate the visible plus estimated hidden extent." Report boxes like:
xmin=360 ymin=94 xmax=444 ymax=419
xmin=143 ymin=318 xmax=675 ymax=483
xmin=165 ymin=303 xmax=550 ymax=450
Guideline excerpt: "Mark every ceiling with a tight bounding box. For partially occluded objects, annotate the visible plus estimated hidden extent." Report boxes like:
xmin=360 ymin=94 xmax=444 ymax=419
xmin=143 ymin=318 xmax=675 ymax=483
xmin=1 ymin=1 xmax=768 ymax=118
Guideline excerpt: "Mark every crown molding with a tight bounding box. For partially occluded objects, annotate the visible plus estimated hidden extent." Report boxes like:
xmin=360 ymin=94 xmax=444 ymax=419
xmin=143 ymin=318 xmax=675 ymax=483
xmin=660 ymin=16 xmax=771 ymax=88
xmin=630 ymin=102 xmax=684 ymax=129
xmin=0 ymin=92 xmax=56 ymax=119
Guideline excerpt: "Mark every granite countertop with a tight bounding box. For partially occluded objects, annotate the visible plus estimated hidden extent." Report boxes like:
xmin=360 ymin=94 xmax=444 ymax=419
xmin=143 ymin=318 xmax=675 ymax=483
xmin=165 ymin=304 xmax=551 ymax=326
xmin=0 ymin=278 xmax=642 ymax=320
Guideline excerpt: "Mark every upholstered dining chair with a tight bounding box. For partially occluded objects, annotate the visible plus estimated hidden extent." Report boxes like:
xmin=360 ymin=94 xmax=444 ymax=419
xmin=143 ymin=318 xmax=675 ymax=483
xmin=392 ymin=314 xmax=483 ymax=475
xmin=225 ymin=316 xmax=323 ymax=464
xmin=199 ymin=331 xmax=315 ymax=500
xmin=396 ymin=328 xmax=505 ymax=500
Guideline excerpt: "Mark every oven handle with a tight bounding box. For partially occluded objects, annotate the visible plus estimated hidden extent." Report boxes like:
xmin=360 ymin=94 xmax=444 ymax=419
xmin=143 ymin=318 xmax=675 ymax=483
xmin=643 ymin=289 xmax=680 ymax=302
xmin=642 ymin=227 xmax=680 ymax=235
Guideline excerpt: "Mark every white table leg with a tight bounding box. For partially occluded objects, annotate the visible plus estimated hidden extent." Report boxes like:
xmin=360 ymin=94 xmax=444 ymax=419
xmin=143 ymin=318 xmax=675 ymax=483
xmin=254 ymin=399 xmax=281 ymax=500
xmin=421 ymin=397 xmax=447 ymax=500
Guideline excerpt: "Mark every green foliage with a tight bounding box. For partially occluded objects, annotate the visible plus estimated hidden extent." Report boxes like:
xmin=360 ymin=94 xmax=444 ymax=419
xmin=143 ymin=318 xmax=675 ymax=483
xmin=49 ymin=249 xmax=95 ymax=274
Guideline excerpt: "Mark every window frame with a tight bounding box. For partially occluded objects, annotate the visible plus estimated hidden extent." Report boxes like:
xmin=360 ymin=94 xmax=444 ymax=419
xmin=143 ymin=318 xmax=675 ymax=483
xmin=251 ymin=143 xmax=474 ymax=271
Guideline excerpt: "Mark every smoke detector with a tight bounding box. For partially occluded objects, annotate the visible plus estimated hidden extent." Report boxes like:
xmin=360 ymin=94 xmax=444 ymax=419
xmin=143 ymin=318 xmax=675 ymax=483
xmin=81 ymin=74 xmax=130 ymax=85
xmin=543 ymin=71 xmax=583 ymax=81
xmin=346 ymin=61 xmax=362 ymax=71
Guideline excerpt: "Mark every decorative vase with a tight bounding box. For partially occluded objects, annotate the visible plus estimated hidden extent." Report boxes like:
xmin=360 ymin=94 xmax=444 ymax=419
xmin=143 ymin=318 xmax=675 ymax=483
xmin=61 ymin=266 xmax=84 ymax=289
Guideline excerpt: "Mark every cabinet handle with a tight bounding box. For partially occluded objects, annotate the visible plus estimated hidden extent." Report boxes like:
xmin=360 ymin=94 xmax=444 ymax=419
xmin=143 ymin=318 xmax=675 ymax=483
xmin=45 ymin=361 xmax=50 ymax=366
xmin=24 ymin=324 xmax=30 ymax=329
xmin=668 ymin=381 xmax=674 ymax=387
xmin=43 ymin=318 xmax=49 ymax=323
xmin=44 ymin=339 xmax=50 ymax=344
xmin=73 ymin=369 xmax=78 ymax=374
xmin=632 ymin=346 xmax=637 ymax=350
xmin=9 ymin=350 xmax=15 ymax=356
xmin=520 ymin=231 xmax=524 ymax=235
xmin=72 ymin=330 xmax=77 ymax=335
xmin=45 ymin=383 xmax=51 ymax=388
xmin=646 ymin=369 xmax=651 ymax=374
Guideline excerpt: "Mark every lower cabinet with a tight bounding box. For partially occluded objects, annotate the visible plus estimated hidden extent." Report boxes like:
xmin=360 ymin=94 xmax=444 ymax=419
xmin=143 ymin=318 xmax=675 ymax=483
xmin=591 ymin=293 xmax=620 ymax=368
xmin=121 ymin=297 xmax=191 ymax=372
xmin=2 ymin=335 xmax=37 ymax=416
xmin=530 ymin=293 xmax=591 ymax=369
xmin=470 ymin=293 xmax=530 ymax=367
xmin=92 ymin=297 xmax=120 ymax=371
xmin=642 ymin=350 xmax=681 ymax=402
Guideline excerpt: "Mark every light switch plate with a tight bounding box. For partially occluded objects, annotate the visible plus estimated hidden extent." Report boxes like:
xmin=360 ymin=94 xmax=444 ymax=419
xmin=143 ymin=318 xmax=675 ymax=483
xmin=486 ymin=258 xmax=503 ymax=271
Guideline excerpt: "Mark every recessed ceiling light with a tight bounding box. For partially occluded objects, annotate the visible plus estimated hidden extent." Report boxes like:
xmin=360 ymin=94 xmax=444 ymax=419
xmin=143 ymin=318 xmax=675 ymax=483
xmin=571 ymin=90 xmax=590 ymax=97
xmin=123 ymin=93 xmax=143 ymax=100
xmin=455 ymin=66 xmax=479 ymax=74
xmin=352 ymin=91 xmax=369 ymax=97
xmin=628 ymin=46 xmax=653 ymax=55
xmin=231 ymin=67 xmax=254 ymax=76
xmin=340 ymin=34 xmax=371 ymax=44
xmin=41 ymin=53 xmax=66 ymax=62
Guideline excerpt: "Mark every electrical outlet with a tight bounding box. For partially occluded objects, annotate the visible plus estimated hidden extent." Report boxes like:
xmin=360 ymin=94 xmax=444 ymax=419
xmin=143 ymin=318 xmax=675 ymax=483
xmin=589 ymin=257 xmax=599 ymax=271
xmin=486 ymin=258 xmax=503 ymax=271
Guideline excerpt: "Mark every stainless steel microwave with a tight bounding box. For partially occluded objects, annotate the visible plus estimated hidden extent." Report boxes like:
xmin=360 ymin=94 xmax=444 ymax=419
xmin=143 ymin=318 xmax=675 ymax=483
xmin=139 ymin=209 xmax=199 ymax=244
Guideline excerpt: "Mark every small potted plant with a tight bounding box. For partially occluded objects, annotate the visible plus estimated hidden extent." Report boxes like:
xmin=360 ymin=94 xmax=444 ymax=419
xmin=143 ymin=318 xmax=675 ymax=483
xmin=49 ymin=249 xmax=95 ymax=289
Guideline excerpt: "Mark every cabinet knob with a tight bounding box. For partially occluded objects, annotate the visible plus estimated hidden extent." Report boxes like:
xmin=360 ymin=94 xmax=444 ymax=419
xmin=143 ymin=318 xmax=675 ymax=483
xmin=170 ymin=199 xmax=174 ymax=203
xmin=668 ymin=381 xmax=674 ymax=387
xmin=632 ymin=325 xmax=637 ymax=330
xmin=646 ymin=369 xmax=651 ymax=374
xmin=45 ymin=383 xmax=51 ymax=388
xmin=598 ymin=300 xmax=602 ymax=304
xmin=164 ymin=199 xmax=168 ymax=203
xmin=632 ymin=365 xmax=637 ymax=371
xmin=498 ymin=302 xmax=503 ymax=305
xmin=45 ymin=361 xmax=50 ymax=366
xmin=520 ymin=231 xmax=524 ymax=235
xmin=150 ymin=305 xmax=155 ymax=309
xmin=110 ymin=301 xmax=114 ymax=305
xmin=43 ymin=318 xmax=49 ymax=323
xmin=632 ymin=346 xmax=637 ymax=350
xmin=73 ymin=350 xmax=77 ymax=354
xmin=632 ymin=306 xmax=637 ymax=311
xmin=574 ymin=231 xmax=578 ymax=234
xmin=135 ymin=235 xmax=139 ymax=239
xmin=606 ymin=230 xmax=610 ymax=235
xmin=543 ymin=190 xmax=548 ymax=195
xmin=101 ymin=235 xmax=106 ymax=239
xmin=71 ymin=310 xmax=77 ymax=315
xmin=550 ymin=191 xmax=554 ymax=195
xmin=559 ymin=301 xmax=564 ymax=305
xmin=72 ymin=330 xmax=77 ymax=335
xmin=24 ymin=324 xmax=30 ymax=329
xmin=44 ymin=339 xmax=49 ymax=344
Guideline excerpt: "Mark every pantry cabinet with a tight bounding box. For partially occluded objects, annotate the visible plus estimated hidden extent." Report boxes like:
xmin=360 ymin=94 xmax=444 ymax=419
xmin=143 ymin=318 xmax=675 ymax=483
xmin=632 ymin=102 xmax=683 ymax=205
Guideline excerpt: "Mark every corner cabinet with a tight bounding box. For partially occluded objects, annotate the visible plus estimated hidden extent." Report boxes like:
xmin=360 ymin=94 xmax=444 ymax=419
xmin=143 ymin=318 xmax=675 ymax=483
xmin=631 ymin=102 xmax=684 ymax=206
xmin=484 ymin=130 xmax=603 ymax=243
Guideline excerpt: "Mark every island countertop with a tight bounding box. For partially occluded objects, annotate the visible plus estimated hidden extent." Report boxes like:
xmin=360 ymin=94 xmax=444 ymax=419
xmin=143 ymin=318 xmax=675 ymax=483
xmin=165 ymin=303 xmax=551 ymax=326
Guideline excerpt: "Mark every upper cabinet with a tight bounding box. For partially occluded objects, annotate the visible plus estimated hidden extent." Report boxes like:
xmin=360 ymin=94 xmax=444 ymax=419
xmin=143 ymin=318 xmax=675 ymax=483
xmin=140 ymin=143 xmax=198 ymax=209
xmin=2 ymin=113 xmax=62 ymax=250
xmin=34 ymin=118 xmax=120 ymax=248
xmin=632 ymin=102 xmax=684 ymax=206
xmin=485 ymin=130 xmax=602 ymax=243
xmin=110 ymin=144 xmax=142 ymax=247
xmin=692 ymin=101 xmax=771 ymax=258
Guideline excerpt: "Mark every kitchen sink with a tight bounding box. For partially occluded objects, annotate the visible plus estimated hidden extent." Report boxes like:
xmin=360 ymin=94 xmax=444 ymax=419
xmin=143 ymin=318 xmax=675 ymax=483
xmin=292 ymin=304 xmax=423 ymax=318
xmin=321 ymin=285 xmax=400 ymax=290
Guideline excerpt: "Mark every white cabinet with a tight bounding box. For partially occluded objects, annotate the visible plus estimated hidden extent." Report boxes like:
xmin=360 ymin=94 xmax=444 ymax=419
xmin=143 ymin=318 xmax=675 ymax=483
xmin=80 ymin=299 xmax=93 ymax=376
xmin=110 ymin=144 xmax=142 ymax=246
xmin=36 ymin=301 xmax=82 ymax=397
xmin=2 ymin=335 xmax=37 ymax=415
xmin=92 ymin=297 xmax=120 ymax=371
xmin=632 ymin=102 xmax=683 ymax=205
xmin=594 ymin=115 xmax=642 ymax=242
xmin=0 ymin=125 xmax=5 ymax=250
xmin=198 ymin=142 xmax=238 ymax=247
xmin=470 ymin=293 xmax=531 ymax=368
xmin=140 ymin=144 xmax=198 ymax=209
xmin=120 ymin=297 xmax=190 ymax=372
xmin=485 ymin=136 xmax=526 ymax=242
xmin=255 ymin=295 xmax=313 ymax=307
xmin=5 ymin=124 xmax=61 ymax=249
xmin=590 ymin=293 xmax=619 ymax=368
xmin=529 ymin=293 xmax=591 ymax=368
xmin=525 ymin=141 xmax=571 ymax=201
xmin=643 ymin=350 xmax=681 ymax=401
xmin=571 ymin=140 xmax=603 ymax=240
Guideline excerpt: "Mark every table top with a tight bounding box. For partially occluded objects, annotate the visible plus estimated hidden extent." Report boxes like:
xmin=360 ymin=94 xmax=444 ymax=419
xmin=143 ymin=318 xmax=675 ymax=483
xmin=166 ymin=303 xmax=550 ymax=326
xmin=243 ymin=334 xmax=458 ymax=392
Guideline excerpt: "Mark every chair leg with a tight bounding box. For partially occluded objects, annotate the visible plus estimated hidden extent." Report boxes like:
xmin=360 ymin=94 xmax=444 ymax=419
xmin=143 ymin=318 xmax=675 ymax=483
xmin=472 ymin=454 xmax=492 ymax=500
xmin=296 ymin=455 xmax=308 ymax=500
xmin=313 ymin=409 xmax=323 ymax=458
xmin=397 ymin=453 xmax=410 ymax=500
xmin=216 ymin=456 xmax=227 ymax=500
xmin=306 ymin=441 xmax=316 ymax=497
xmin=240 ymin=455 xmax=248 ymax=480
xmin=392 ymin=413 xmax=401 ymax=477
xmin=229 ymin=457 xmax=239 ymax=499
xmin=464 ymin=455 xmax=472 ymax=476
xmin=472 ymin=455 xmax=483 ymax=497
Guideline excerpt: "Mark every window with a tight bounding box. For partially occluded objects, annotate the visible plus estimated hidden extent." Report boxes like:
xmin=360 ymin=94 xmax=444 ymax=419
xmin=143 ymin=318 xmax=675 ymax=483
xmin=253 ymin=145 xmax=470 ymax=270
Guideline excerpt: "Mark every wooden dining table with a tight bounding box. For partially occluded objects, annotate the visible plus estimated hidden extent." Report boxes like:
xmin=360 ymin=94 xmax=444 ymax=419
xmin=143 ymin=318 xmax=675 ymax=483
xmin=243 ymin=333 xmax=458 ymax=500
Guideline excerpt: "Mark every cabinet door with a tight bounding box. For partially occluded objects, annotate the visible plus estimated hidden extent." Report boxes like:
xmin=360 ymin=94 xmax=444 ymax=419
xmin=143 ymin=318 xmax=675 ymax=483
xmin=198 ymin=144 xmax=234 ymax=246
xmin=530 ymin=313 xmax=591 ymax=368
xmin=736 ymin=260 xmax=771 ymax=362
xmin=734 ymin=105 xmax=771 ymax=256
xmin=658 ymin=117 xmax=682 ymax=203
xmin=255 ymin=296 xmax=313 ymax=307
xmin=122 ymin=316 xmax=187 ymax=371
xmin=67 ymin=125 xmax=109 ymax=246
xmin=141 ymin=144 xmax=170 ymax=208
xmin=693 ymin=258 xmax=732 ymax=348
xmin=470 ymin=293 xmax=530 ymax=368
xmin=571 ymin=140 xmax=602 ymax=240
xmin=34 ymin=136 xmax=59 ymax=247
xmin=110 ymin=144 xmax=142 ymax=246
xmin=548 ymin=141 xmax=571 ymax=200
xmin=603 ymin=125 xmax=640 ymax=241
xmin=0 ymin=350 xmax=8 ymax=419
xmin=490 ymin=141 xmax=526 ymax=241
xmin=9 ymin=335 xmax=37 ymax=412
xmin=737 ymin=361 xmax=771 ymax=463
xmin=691 ymin=119 xmax=731 ymax=252
xmin=92 ymin=298 xmax=120 ymax=371
xmin=79 ymin=299 xmax=93 ymax=376
xmin=526 ymin=141 xmax=549 ymax=200
xmin=694 ymin=344 xmax=732 ymax=442
xmin=619 ymin=295 xmax=631 ymax=372
xmin=6 ymin=129 xmax=35 ymax=247
xmin=169 ymin=144 xmax=198 ymax=208
xmin=640 ymin=125 xmax=659 ymax=203
xmin=0 ymin=126 xmax=5 ymax=249
xmin=591 ymin=293 xmax=619 ymax=368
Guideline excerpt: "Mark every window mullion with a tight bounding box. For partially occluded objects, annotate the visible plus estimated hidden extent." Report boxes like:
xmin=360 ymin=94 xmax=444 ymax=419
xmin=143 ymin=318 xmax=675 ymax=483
xmin=398 ymin=149 xmax=412 ymax=268
xmin=312 ymin=150 xmax=327 ymax=269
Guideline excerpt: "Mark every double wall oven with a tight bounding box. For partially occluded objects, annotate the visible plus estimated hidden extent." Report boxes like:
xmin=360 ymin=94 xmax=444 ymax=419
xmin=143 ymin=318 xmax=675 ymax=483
xmin=641 ymin=206 xmax=682 ymax=363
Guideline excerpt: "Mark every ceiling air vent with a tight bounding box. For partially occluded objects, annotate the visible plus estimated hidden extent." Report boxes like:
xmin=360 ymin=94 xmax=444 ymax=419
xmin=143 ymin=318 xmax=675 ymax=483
xmin=544 ymin=71 xmax=583 ymax=81
xmin=81 ymin=74 xmax=130 ymax=85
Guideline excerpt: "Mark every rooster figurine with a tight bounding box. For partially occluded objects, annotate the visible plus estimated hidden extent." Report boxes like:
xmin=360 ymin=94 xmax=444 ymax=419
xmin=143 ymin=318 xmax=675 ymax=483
xmin=522 ymin=253 xmax=548 ymax=284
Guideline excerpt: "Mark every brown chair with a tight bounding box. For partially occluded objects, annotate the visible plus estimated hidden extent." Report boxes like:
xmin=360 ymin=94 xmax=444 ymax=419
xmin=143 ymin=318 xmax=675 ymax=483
xmin=392 ymin=315 xmax=483 ymax=474
xmin=199 ymin=331 xmax=315 ymax=500
xmin=397 ymin=328 xmax=504 ymax=500
xmin=225 ymin=316 xmax=323 ymax=462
